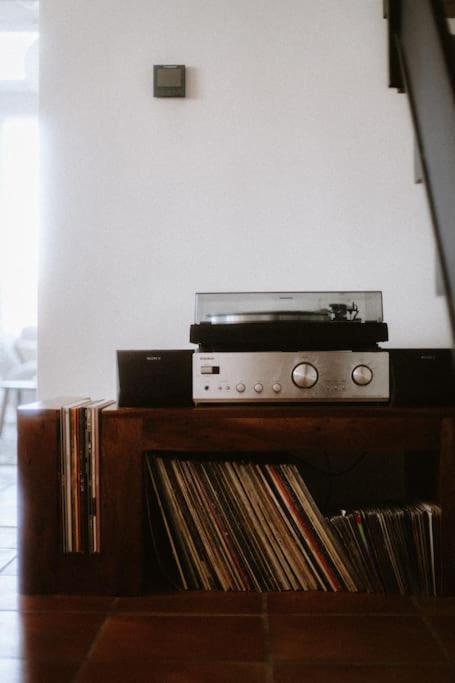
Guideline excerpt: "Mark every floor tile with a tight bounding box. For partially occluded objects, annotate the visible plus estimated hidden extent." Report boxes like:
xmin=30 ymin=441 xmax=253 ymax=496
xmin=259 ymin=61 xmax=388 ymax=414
xmin=0 ymin=476 xmax=14 ymax=493
xmin=272 ymin=663 xmax=455 ymax=682
xmin=0 ymin=658 xmax=78 ymax=683
xmin=0 ymin=485 xmax=17 ymax=526
xmin=77 ymin=660 xmax=269 ymax=683
xmin=0 ymin=466 xmax=16 ymax=487
xmin=0 ymin=556 xmax=17 ymax=575
xmin=20 ymin=594 xmax=116 ymax=613
xmin=0 ymin=433 xmax=17 ymax=467
xmin=0 ymin=611 xmax=30 ymax=659
xmin=428 ymin=617 xmax=455 ymax=662
xmin=0 ymin=610 xmax=104 ymax=661
xmin=0 ymin=575 xmax=18 ymax=610
xmin=0 ymin=484 xmax=16 ymax=505
xmin=267 ymin=591 xmax=417 ymax=615
xmin=269 ymin=615 xmax=444 ymax=663
xmin=91 ymin=614 xmax=264 ymax=662
xmin=0 ymin=489 xmax=17 ymax=526
xmin=114 ymin=591 xmax=263 ymax=614
xmin=0 ymin=579 xmax=115 ymax=613
xmin=0 ymin=526 xmax=17 ymax=549
xmin=0 ymin=549 xmax=16 ymax=572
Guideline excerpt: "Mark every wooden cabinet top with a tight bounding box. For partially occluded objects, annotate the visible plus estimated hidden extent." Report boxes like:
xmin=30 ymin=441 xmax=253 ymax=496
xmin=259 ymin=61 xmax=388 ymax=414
xmin=17 ymin=399 xmax=455 ymax=420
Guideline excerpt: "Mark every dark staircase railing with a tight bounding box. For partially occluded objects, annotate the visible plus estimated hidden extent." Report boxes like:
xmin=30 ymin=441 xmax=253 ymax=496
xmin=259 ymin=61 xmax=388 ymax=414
xmin=385 ymin=0 xmax=455 ymax=332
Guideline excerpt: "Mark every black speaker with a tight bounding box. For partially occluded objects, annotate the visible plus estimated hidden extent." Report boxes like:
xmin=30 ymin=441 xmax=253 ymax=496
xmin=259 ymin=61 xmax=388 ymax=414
xmin=117 ymin=350 xmax=193 ymax=407
xmin=389 ymin=348 xmax=455 ymax=405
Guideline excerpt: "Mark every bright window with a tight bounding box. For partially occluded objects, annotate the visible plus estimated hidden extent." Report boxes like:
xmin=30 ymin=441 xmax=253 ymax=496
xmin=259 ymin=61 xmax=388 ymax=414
xmin=0 ymin=118 xmax=39 ymax=337
xmin=0 ymin=31 xmax=38 ymax=82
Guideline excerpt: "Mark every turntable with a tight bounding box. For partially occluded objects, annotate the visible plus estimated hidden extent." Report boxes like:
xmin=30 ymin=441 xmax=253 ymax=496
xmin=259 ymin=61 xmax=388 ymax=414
xmin=190 ymin=291 xmax=388 ymax=352
xmin=191 ymin=291 xmax=390 ymax=404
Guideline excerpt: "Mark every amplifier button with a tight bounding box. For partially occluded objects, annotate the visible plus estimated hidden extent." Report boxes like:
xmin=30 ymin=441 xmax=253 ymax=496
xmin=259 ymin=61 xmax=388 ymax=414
xmin=352 ymin=365 xmax=373 ymax=386
xmin=254 ymin=383 xmax=264 ymax=393
xmin=272 ymin=383 xmax=282 ymax=393
xmin=236 ymin=383 xmax=246 ymax=393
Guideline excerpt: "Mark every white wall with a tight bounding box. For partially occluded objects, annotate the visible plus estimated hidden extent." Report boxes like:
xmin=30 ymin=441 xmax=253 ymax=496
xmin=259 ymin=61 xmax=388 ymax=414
xmin=38 ymin=0 xmax=452 ymax=399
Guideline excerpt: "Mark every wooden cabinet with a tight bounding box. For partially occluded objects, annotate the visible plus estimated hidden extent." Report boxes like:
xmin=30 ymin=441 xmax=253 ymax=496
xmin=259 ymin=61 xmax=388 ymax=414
xmin=17 ymin=401 xmax=455 ymax=595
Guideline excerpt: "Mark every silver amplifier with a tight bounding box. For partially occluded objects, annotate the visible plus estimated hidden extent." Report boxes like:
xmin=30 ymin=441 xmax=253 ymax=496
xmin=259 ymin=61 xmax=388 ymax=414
xmin=193 ymin=351 xmax=389 ymax=403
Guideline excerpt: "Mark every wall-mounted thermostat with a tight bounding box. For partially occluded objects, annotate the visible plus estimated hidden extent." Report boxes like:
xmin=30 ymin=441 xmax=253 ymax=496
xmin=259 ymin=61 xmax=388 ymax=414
xmin=154 ymin=65 xmax=186 ymax=97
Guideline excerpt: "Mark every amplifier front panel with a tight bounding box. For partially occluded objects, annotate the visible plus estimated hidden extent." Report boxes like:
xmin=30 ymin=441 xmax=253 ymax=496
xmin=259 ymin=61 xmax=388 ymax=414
xmin=193 ymin=351 xmax=389 ymax=403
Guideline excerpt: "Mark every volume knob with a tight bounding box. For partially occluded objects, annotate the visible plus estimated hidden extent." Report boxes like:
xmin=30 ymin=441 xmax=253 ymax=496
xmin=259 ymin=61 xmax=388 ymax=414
xmin=292 ymin=363 xmax=318 ymax=389
xmin=352 ymin=365 xmax=373 ymax=386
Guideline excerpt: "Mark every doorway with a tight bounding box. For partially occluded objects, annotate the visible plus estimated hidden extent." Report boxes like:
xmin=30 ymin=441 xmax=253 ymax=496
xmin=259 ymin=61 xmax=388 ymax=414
xmin=0 ymin=0 xmax=38 ymax=579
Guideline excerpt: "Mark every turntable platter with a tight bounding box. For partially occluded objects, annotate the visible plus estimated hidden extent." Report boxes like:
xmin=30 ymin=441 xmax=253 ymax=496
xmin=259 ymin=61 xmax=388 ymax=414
xmin=206 ymin=310 xmax=331 ymax=324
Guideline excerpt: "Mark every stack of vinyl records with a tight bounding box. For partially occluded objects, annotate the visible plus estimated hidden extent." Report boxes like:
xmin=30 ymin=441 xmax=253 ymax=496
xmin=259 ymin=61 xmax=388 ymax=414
xmin=146 ymin=455 xmax=442 ymax=595
xmin=329 ymin=503 xmax=441 ymax=596
xmin=145 ymin=456 xmax=360 ymax=591
xmin=59 ymin=398 xmax=114 ymax=553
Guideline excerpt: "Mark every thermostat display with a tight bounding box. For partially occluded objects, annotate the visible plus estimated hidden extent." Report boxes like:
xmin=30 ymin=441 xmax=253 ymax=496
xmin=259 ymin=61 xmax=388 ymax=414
xmin=154 ymin=65 xmax=186 ymax=97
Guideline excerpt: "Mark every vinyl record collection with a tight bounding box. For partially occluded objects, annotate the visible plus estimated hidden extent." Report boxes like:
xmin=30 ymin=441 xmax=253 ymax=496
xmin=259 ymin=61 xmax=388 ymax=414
xmin=330 ymin=504 xmax=441 ymax=595
xmin=60 ymin=398 xmax=114 ymax=553
xmin=146 ymin=456 xmax=359 ymax=591
xmin=145 ymin=455 xmax=441 ymax=595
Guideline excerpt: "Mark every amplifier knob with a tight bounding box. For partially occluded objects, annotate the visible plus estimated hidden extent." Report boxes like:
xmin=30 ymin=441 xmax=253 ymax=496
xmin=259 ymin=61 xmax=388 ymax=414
xmin=254 ymin=383 xmax=263 ymax=393
xmin=236 ymin=383 xmax=246 ymax=393
xmin=352 ymin=364 xmax=373 ymax=386
xmin=292 ymin=363 xmax=318 ymax=389
xmin=272 ymin=383 xmax=282 ymax=393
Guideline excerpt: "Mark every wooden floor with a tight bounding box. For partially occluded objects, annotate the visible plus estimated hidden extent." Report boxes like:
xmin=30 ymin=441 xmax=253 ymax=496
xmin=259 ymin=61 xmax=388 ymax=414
xmin=1 ymin=464 xmax=455 ymax=681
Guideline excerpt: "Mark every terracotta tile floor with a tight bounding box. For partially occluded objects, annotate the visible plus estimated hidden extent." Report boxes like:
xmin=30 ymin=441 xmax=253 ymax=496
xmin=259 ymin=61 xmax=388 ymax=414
xmin=1 ymin=464 xmax=455 ymax=681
